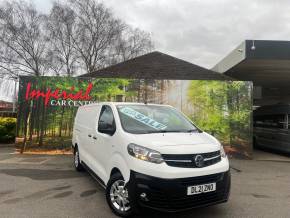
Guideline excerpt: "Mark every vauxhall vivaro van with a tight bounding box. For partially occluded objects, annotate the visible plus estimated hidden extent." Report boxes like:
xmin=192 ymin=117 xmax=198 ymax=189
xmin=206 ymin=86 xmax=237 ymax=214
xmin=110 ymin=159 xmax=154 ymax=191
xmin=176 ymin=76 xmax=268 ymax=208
xmin=72 ymin=102 xmax=230 ymax=217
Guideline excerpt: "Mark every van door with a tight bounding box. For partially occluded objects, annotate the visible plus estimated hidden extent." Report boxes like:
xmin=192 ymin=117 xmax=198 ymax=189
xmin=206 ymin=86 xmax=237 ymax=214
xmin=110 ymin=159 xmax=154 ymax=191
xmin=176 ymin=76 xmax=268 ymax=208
xmin=74 ymin=107 xmax=94 ymax=163
xmin=91 ymin=105 xmax=116 ymax=182
xmin=80 ymin=106 xmax=101 ymax=172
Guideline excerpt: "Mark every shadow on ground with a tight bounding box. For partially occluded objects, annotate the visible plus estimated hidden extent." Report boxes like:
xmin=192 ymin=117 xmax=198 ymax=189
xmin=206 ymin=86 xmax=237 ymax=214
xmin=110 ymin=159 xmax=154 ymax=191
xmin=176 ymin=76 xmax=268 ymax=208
xmin=0 ymin=168 xmax=85 ymax=180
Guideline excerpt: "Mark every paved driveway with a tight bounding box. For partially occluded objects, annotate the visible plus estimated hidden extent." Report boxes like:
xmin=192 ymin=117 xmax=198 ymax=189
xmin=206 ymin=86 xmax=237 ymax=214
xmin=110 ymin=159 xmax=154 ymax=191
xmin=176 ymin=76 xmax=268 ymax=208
xmin=0 ymin=146 xmax=289 ymax=218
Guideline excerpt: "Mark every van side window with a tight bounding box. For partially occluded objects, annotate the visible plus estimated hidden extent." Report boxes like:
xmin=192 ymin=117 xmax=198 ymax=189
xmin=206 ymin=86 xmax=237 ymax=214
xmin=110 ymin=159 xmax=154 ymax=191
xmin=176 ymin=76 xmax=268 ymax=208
xmin=98 ymin=105 xmax=116 ymax=135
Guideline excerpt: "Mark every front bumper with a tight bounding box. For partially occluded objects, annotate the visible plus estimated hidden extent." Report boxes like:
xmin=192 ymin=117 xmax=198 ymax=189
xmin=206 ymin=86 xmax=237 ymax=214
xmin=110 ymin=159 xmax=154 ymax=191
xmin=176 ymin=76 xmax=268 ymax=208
xmin=127 ymin=170 xmax=231 ymax=212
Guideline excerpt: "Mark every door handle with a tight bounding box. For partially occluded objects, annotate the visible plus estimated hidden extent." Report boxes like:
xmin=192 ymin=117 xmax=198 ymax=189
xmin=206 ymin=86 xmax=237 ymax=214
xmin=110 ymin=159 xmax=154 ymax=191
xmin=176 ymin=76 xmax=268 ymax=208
xmin=93 ymin=136 xmax=97 ymax=140
xmin=88 ymin=134 xmax=92 ymax=137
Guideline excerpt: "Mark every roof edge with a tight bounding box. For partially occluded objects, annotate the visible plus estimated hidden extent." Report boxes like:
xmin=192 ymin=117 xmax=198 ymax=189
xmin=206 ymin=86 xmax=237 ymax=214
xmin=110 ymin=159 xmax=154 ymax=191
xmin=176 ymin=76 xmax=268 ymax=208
xmin=212 ymin=41 xmax=246 ymax=73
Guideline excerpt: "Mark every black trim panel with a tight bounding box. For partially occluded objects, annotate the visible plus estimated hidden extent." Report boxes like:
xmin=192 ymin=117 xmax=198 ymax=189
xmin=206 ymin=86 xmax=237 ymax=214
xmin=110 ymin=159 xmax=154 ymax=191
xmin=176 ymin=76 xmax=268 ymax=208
xmin=127 ymin=170 xmax=231 ymax=212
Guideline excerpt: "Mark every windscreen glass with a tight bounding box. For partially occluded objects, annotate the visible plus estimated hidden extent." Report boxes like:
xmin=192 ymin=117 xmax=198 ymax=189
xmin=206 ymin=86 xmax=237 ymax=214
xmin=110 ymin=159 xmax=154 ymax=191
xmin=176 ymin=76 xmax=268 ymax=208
xmin=117 ymin=105 xmax=198 ymax=134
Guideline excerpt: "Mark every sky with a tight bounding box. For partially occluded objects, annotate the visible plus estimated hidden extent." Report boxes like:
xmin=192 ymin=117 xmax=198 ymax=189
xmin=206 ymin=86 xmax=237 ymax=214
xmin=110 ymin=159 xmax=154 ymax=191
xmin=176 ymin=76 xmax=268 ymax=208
xmin=5 ymin=0 xmax=290 ymax=69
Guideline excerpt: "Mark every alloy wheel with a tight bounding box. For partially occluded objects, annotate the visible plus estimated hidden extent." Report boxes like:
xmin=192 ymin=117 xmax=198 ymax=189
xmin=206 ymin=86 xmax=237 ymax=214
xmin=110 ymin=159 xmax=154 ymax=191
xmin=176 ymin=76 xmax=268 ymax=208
xmin=109 ymin=180 xmax=131 ymax=212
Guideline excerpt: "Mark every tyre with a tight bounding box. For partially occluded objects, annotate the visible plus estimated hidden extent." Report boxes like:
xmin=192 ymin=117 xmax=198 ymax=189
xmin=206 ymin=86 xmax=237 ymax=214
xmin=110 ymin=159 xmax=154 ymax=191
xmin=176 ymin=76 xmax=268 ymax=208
xmin=73 ymin=146 xmax=84 ymax=171
xmin=106 ymin=173 xmax=135 ymax=217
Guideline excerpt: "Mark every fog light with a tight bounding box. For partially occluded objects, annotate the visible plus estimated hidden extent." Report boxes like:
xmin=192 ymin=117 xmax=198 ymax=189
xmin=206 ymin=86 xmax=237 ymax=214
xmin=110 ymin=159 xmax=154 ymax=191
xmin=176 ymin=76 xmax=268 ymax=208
xmin=140 ymin=192 xmax=149 ymax=201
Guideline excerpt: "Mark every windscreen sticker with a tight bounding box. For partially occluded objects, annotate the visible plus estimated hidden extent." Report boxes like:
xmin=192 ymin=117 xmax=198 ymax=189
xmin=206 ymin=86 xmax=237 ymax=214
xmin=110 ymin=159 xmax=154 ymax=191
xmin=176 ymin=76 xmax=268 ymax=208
xmin=119 ymin=107 xmax=167 ymax=130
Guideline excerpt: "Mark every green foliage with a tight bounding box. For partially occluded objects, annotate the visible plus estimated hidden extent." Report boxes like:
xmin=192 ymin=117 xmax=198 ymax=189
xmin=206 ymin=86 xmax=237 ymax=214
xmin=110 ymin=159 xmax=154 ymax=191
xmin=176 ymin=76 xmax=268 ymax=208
xmin=187 ymin=80 xmax=252 ymax=145
xmin=0 ymin=117 xmax=16 ymax=143
xmin=16 ymin=76 xmax=135 ymax=151
xmin=16 ymin=76 xmax=252 ymax=158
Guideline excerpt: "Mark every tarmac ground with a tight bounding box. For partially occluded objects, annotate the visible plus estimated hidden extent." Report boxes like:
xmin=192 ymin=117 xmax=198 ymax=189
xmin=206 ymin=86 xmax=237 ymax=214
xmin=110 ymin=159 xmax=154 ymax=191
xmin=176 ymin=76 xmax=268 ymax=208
xmin=0 ymin=145 xmax=289 ymax=218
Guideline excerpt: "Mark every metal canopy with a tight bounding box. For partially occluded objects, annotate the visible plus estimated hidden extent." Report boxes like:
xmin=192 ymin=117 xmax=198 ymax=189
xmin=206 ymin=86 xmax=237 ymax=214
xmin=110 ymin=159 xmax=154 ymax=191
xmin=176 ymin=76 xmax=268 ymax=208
xmin=213 ymin=40 xmax=290 ymax=106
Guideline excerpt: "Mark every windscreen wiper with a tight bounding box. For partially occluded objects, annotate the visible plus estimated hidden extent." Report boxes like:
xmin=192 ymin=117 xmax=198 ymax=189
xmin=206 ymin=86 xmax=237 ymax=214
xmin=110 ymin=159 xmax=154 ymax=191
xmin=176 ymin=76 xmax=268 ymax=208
xmin=142 ymin=130 xmax=197 ymax=134
xmin=186 ymin=129 xmax=199 ymax=133
xmin=142 ymin=130 xmax=183 ymax=134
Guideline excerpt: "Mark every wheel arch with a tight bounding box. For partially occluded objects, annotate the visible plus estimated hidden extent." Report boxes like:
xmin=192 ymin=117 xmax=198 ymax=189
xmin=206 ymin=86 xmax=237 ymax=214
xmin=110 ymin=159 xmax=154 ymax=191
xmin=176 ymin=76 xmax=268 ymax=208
xmin=110 ymin=167 xmax=121 ymax=177
xmin=73 ymin=143 xmax=78 ymax=152
xmin=107 ymin=153 xmax=130 ymax=185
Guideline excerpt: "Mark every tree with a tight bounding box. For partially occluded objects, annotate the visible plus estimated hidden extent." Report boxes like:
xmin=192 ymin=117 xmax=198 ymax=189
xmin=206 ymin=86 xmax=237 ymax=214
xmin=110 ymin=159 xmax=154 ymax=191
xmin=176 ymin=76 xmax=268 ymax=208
xmin=0 ymin=0 xmax=48 ymax=78
xmin=0 ymin=1 xmax=51 ymax=152
xmin=187 ymin=80 xmax=229 ymax=142
xmin=68 ymin=0 xmax=124 ymax=74
xmin=46 ymin=2 xmax=78 ymax=76
xmin=108 ymin=26 xmax=154 ymax=65
xmin=0 ymin=0 xmax=154 ymax=78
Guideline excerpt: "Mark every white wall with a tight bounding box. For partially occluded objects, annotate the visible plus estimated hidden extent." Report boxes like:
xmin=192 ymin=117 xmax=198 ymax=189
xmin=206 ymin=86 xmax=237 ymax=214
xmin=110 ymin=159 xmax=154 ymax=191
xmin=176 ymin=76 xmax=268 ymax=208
xmin=0 ymin=79 xmax=18 ymax=103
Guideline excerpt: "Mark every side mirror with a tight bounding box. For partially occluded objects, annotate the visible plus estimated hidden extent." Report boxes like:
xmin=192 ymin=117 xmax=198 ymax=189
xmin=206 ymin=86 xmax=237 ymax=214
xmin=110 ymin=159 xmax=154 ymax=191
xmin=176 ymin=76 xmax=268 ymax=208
xmin=98 ymin=121 xmax=115 ymax=135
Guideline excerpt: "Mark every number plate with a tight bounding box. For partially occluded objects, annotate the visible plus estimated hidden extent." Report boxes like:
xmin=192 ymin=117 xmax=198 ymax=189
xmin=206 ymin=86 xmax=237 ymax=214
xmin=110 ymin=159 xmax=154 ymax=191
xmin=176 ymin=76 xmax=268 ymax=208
xmin=187 ymin=183 xmax=216 ymax=195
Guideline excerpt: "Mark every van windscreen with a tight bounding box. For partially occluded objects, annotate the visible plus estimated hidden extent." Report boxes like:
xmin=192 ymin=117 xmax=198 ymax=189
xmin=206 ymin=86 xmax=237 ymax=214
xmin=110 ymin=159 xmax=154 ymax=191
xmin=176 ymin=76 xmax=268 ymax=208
xmin=116 ymin=105 xmax=198 ymax=134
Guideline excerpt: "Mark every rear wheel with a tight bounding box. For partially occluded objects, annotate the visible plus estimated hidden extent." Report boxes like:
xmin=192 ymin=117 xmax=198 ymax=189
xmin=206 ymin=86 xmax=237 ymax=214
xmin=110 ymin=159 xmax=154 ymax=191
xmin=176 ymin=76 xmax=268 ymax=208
xmin=74 ymin=146 xmax=84 ymax=171
xmin=106 ymin=173 xmax=135 ymax=217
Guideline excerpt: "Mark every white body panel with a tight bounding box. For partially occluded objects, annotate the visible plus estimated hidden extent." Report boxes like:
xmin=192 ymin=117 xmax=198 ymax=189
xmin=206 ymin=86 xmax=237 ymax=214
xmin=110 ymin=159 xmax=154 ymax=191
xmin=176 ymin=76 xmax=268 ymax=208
xmin=72 ymin=102 xmax=230 ymax=185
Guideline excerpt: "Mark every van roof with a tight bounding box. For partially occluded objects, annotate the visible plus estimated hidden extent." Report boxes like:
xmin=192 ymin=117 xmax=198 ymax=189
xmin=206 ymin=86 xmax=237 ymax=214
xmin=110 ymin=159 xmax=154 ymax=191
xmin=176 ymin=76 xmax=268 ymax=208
xmin=79 ymin=102 xmax=171 ymax=108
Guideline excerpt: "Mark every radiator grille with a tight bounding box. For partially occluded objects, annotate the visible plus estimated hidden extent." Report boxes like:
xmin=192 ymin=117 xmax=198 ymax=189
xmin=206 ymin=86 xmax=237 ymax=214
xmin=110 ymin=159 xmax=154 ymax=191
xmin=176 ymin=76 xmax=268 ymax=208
xmin=162 ymin=150 xmax=221 ymax=168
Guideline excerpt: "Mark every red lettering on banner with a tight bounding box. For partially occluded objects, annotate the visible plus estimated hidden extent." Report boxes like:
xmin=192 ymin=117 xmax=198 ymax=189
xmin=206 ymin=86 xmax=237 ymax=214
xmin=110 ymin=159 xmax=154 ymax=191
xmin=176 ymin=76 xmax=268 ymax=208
xmin=24 ymin=82 xmax=93 ymax=106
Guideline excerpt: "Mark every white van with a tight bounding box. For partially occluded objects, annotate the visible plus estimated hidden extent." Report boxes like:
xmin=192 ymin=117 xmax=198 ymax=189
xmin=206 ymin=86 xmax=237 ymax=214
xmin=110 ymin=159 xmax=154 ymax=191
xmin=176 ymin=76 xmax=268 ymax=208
xmin=72 ymin=102 xmax=230 ymax=217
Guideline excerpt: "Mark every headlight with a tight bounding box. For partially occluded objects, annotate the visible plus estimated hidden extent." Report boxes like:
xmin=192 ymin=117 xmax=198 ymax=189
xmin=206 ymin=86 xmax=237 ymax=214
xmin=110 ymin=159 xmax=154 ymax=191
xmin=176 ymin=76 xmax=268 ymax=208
xmin=220 ymin=145 xmax=227 ymax=158
xmin=127 ymin=143 xmax=164 ymax=164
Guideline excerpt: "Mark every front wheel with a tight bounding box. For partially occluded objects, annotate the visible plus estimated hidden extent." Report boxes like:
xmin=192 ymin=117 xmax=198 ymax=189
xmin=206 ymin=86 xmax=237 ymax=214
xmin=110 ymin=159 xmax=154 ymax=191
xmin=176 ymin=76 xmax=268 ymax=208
xmin=106 ymin=173 xmax=135 ymax=217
